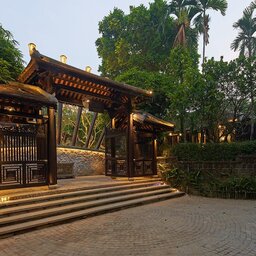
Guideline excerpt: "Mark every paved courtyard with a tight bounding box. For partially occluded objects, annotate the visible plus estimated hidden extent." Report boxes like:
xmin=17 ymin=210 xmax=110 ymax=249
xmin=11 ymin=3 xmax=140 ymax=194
xmin=0 ymin=195 xmax=256 ymax=256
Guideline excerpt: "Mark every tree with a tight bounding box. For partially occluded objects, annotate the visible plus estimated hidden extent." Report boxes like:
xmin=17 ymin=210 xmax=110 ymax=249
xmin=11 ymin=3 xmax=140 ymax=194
xmin=194 ymin=0 xmax=228 ymax=63
xmin=231 ymin=3 xmax=256 ymax=58
xmin=61 ymin=105 xmax=108 ymax=148
xmin=237 ymin=56 xmax=256 ymax=140
xmin=96 ymin=0 xmax=177 ymax=78
xmin=167 ymin=46 xmax=202 ymax=142
xmin=202 ymin=56 xmax=256 ymax=141
xmin=116 ymin=68 xmax=172 ymax=119
xmin=231 ymin=2 xmax=256 ymax=140
xmin=0 ymin=24 xmax=24 ymax=83
xmin=168 ymin=0 xmax=199 ymax=48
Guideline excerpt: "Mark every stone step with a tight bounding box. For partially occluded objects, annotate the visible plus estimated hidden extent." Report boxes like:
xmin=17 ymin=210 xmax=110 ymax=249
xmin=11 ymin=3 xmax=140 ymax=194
xmin=0 ymin=184 xmax=171 ymax=217
xmin=0 ymin=180 xmax=163 ymax=209
xmin=0 ymin=191 xmax=184 ymax=238
xmin=0 ymin=187 xmax=173 ymax=227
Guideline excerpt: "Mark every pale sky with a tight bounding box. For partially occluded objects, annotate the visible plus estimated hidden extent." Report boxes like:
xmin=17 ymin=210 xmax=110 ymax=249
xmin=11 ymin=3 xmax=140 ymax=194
xmin=1 ymin=0 xmax=253 ymax=74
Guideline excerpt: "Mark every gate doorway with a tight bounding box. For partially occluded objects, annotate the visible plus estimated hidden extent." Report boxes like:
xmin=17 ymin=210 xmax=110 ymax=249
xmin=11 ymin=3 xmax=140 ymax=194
xmin=105 ymin=111 xmax=174 ymax=177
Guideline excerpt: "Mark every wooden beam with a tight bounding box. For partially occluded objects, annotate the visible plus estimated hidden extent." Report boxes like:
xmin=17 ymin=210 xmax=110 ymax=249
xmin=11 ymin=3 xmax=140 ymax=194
xmin=0 ymin=110 xmax=43 ymax=119
xmin=56 ymin=103 xmax=63 ymax=145
xmin=54 ymin=84 xmax=121 ymax=104
xmin=71 ymin=106 xmax=83 ymax=146
xmin=54 ymin=75 xmax=113 ymax=96
xmin=84 ymin=112 xmax=98 ymax=148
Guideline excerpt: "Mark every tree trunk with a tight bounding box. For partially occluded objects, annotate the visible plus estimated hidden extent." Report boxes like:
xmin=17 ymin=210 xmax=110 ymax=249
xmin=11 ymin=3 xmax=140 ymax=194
xmin=202 ymin=10 xmax=206 ymax=66
xmin=250 ymin=93 xmax=255 ymax=140
xmin=180 ymin=114 xmax=186 ymax=143
xmin=249 ymin=60 xmax=255 ymax=141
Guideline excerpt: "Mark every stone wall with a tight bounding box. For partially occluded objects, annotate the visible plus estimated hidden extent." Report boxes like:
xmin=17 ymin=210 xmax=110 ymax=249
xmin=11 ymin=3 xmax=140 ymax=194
xmin=157 ymin=155 xmax=256 ymax=178
xmin=57 ymin=147 xmax=105 ymax=176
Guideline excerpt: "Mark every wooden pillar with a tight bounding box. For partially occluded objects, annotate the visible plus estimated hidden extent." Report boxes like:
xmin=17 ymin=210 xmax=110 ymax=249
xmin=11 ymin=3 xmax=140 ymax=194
xmin=127 ymin=108 xmax=134 ymax=178
xmin=71 ymin=106 xmax=82 ymax=146
xmin=110 ymin=117 xmax=116 ymax=176
xmin=48 ymin=107 xmax=57 ymax=185
xmin=152 ymin=131 xmax=157 ymax=175
xmin=56 ymin=103 xmax=63 ymax=145
xmin=84 ymin=112 xmax=98 ymax=148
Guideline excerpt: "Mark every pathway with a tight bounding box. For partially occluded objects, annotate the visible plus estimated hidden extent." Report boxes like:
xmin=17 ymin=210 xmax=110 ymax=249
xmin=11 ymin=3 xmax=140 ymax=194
xmin=0 ymin=195 xmax=255 ymax=256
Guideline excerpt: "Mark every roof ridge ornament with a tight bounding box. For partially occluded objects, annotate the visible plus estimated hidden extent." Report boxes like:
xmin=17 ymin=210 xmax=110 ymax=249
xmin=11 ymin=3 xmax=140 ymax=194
xmin=60 ymin=55 xmax=67 ymax=64
xmin=28 ymin=43 xmax=36 ymax=56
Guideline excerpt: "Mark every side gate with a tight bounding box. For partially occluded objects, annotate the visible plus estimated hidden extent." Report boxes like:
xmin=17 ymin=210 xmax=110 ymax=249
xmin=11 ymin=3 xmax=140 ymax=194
xmin=0 ymin=124 xmax=48 ymax=189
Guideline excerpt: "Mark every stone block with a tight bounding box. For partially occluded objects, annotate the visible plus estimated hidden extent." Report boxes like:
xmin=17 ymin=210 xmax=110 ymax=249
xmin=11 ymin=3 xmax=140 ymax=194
xmin=57 ymin=162 xmax=74 ymax=179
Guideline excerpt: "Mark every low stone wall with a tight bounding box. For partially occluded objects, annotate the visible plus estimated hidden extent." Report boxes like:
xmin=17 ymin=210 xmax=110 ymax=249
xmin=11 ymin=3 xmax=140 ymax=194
xmin=157 ymin=155 xmax=256 ymax=178
xmin=57 ymin=147 xmax=105 ymax=176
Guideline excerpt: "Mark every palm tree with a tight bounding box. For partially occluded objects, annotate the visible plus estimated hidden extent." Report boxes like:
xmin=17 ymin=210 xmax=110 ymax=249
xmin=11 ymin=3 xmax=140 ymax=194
xmin=194 ymin=0 xmax=228 ymax=64
xmin=168 ymin=0 xmax=199 ymax=47
xmin=231 ymin=4 xmax=256 ymax=57
xmin=231 ymin=2 xmax=256 ymax=140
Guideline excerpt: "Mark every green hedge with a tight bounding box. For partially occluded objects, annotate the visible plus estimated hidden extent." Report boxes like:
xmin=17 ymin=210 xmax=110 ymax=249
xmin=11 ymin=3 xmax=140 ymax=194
xmin=171 ymin=141 xmax=256 ymax=161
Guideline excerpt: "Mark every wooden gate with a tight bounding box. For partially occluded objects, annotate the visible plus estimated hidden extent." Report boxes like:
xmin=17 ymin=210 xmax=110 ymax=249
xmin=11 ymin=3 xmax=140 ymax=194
xmin=0 ymin=124 xmax=48 ymax=189
xmin=105 ymin=128 xmax=155 ymax=177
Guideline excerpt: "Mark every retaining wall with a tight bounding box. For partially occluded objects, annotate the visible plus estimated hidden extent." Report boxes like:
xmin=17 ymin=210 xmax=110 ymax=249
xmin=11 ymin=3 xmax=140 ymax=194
xmin=57 ymin=147 xmax=105 ymax=176
xmin=157 ymin=155 xmax=256 ymax=178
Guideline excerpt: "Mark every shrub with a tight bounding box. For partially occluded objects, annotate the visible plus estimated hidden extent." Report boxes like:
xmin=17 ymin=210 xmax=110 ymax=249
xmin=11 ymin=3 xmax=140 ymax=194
xmin=171 ymin=141 xmax=256 ymax=161
xmin=162 ymin=168 xmax=256 ymax=197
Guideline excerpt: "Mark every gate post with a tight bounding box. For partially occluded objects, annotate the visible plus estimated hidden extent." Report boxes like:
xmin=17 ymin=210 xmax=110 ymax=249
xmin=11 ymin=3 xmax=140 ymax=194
xmin=152 ymin=130 xmax=157 ymax=175
xmin=48 ymin=107 xmax=57 ymax=185
xmin=127 ymin=100 xmax=134 ymax=178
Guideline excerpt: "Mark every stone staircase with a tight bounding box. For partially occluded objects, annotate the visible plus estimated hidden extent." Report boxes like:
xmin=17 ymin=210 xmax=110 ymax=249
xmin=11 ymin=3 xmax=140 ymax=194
xmin=0 ymin=178 xmax=184 ymax=238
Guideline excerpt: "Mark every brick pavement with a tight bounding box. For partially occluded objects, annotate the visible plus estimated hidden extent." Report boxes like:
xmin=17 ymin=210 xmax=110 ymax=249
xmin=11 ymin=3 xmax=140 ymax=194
xmin=0 ymin=195 xmax=255 ymax=256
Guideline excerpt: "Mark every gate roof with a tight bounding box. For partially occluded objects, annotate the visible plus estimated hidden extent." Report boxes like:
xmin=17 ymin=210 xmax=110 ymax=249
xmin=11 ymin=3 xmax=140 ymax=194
xmin=133 ymin=111 xmax=174 ymax=132
xmin=18 ymin=50 xmax=152 ymax=109
xmin=0 ymin=82 xmax=58 ymax=108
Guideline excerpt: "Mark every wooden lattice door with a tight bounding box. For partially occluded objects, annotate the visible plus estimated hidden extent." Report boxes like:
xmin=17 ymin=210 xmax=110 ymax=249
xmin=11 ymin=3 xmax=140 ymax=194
xmin=0 ymin=123 xmax=48 ymax=188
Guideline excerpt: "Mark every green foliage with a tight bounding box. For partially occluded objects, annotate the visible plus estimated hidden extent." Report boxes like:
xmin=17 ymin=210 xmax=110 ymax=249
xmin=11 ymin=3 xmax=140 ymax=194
xmin=162 ymin=168 xmax=256 ymax=197
xmin=167 ymin=46 xmax=202 ymax=140
xmin=220 ymin=176 xmax=256 ymax=192
xmin=194 ymin=0 xmax=228 ymax=61
xmin=231 ymin=3 xmax=256 ymax=57
xmin=200 ymin=56 xmax=256 ymax=141
xmin=61 ymin=105 xmax=109 ymax=149
xmin=96 ymin=0 xmax=256 ymax=142
xmin=96 ymin=0 xmax=178 ymax=78
xmin=171 ymin=141 xmax=256 ymax=161
xmin=0 ymin=24 xmax=24 ymax=83
xmin=168 ymin=0 xmax=199 ymax=49
xmin=116 ymin=68 xmax=171 ymax=118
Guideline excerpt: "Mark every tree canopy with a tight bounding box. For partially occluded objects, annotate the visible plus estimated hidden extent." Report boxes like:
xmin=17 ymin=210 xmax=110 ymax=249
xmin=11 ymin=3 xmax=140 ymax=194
xmin=96 ymin=0 xmax=256 ymax=142
xmin=96 ymin=0 xmax=177 ymax=78
xmin=0 ymin=24 xmax=24 ymax=83
xmin=231 ymin=3 xmax=256 ymax=57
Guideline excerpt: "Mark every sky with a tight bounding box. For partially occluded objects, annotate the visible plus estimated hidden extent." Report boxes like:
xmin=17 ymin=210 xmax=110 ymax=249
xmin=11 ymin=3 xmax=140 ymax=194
xmin=1 ymin=0 xmax=253 ymax=74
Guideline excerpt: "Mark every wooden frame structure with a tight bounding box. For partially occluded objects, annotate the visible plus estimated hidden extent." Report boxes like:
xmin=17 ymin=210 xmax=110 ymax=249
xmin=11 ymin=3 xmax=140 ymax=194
xmin=18 ymin=48 xmax=174 ymax=180
xmin=105 ymin=111 xmax=174 ymax=177
xmin=0 ymin=82 xmax=57 ymax=189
